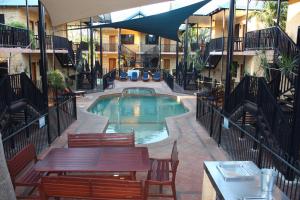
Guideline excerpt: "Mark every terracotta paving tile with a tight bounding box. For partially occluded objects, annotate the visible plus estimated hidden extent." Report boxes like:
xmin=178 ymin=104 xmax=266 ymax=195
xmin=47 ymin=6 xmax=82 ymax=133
xmin=36 ymin=80 xmax=229 ymax=200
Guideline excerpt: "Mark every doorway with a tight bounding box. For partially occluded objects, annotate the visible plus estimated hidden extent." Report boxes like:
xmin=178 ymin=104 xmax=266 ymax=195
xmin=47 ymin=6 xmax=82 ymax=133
xmin=31 ymin=62 xmax=37 ymax=82
xmin=109 ymin=58 xmax=116 ymax=72
xmin=163 ymin=59 xmax=170 ymax=70
xmin=163 ymin=39 xmax=170 ymax=52
xmin=109 ymin=35 xmax=116 ymax=52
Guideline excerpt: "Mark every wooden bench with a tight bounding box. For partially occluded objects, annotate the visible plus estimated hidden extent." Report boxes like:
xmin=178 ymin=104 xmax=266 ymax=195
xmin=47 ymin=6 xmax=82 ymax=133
xmin=7 ymin=144 xmax=42 ymax=198
xmin=68 ymin=132 xmax=135 ymax=148
xmin=39 ymin=176 xmax=144 ymax=200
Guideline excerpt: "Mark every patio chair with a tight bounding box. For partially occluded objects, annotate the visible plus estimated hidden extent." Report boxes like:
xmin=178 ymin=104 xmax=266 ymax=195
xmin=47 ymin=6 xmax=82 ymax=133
xmin=153 ymin=71 xmax=161 ymax=81
xmin=142 ymin=71 xmax=149 ymax=81
xmin=131 ymin=72 xmax=138 ymax=81
xmin=145 ymin=140 xmax=179 ymax=200
xmin=120 ymin=71 xmax=128 ymax=81
xmin=7 ymin=144 xmax=43 ymax=198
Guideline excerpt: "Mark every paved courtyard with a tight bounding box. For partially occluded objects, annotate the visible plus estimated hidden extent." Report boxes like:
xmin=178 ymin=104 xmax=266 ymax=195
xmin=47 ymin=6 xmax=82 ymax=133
xmin=45 ymin=80 xmax=228 ymax=200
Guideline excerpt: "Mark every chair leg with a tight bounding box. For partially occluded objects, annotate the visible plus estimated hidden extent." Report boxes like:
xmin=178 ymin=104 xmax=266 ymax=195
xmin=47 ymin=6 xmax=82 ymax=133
xmin=171 ymin=183 xmax=177 ymax=200
xmin=159 ymin=185 xmax=163 ymax=194
xmin=144 ymin=182 xmax=149 ymax=200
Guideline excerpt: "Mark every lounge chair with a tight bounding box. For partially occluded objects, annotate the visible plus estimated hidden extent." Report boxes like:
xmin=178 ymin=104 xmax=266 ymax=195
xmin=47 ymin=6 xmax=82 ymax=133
xmin=142 ymin=71 xmax=149 ymax=81
xmin=153 ymin=71 xmax=161 ymax=81
xmin=120 ymin=71 xmax=127 ymax=81
xmin=131 ymin=72 xmax=138 ymax=81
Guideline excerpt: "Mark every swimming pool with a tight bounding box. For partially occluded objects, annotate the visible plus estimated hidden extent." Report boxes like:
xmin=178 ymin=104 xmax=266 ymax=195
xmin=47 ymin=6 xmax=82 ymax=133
xmin=88 ymin=89 xmax=188 ymax=144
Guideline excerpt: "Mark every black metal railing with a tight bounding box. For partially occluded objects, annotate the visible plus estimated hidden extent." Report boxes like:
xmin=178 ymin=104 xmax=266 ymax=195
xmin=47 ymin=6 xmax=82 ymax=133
xmin=225 ymin=76 xmax=251 ymax=113
xmin=225 ymin=75 xmax=294 ymax=154
xmin=268 ymin=71 xmax=297 ymax=98
xmin=2 ymin=96 xmax=77 ymax=160
xmin=95 ymin=43 xmax=118 ymax=52
xmin=245 ymin=26 xmax=299 ymax=64
xmin=0 ymin=73 xmax=46 ymax=114
xmin=209 ymin=37 xmax=244 ymax=52
xmin=163 ymin=70 xmax=174 ymax=90
xmin=32 ymin=35 xmax=52 ymax=49
xmin=48 ymin=96 xmax=77 ymax=143
xmin=0 ymin=23 xmax=29 ymax=48
xmin=245 ymin=27 xmax=276 ymax=50
xmin=160 ymin=44 xmax=183 ymax=52
xmin=102 ymin=69 xmax=116 ymax=90
xmin=196 ymin=99 xmax=300 ymax=200
xmin=258 ymin=78 xmax=292 ymax=153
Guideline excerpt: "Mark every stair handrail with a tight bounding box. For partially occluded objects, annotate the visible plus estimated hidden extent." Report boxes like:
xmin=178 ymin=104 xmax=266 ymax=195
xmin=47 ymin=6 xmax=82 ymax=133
xmin=225 ymin=75 xmax=250 ymax=114
xmin=0 ymin=76 xmax=9 ymax=115
xmin=257 ymin=78 xmax=292 ymax=153
xmin=20 ymin=73 xmax=46 ymax=113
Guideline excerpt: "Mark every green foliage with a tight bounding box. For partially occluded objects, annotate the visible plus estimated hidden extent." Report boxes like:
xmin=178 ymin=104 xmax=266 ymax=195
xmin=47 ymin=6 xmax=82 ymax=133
xmin=7 ymin=21 xmax=35 ymax=47
xmin=47 ymin=69 xmax=66 ymax=90
xmin=189 ymin=50 xmax=206 ymax=72
xmin=7 ymin=21 xmax=27 ymax=29
xmin=257 ymin=50 xmax=271 ymax=81
xmin=198 ymin=28 xmax=210 ymax=43
xmin=250 ymin=1 xmax=288 ymax=29
xmin=277 ymin=54 xmax=299 ymax=74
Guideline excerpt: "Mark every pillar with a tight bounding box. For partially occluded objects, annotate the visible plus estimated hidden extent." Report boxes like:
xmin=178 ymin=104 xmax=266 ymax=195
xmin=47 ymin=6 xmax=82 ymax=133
xmin=224 ymin=0 xmax=236 ymax=112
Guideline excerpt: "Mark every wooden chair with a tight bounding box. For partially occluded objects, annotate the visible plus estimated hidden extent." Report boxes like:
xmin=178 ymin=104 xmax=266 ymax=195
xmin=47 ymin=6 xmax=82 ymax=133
xmin=7 ymin=144 xmax=43 ymax=198
xmin=68 ymin=132 xmax=135 ymax=148
xmin=145 ymin=141 xmax=179 ymax=200
xmin=39 ymin=176 xmax=144 ymax=200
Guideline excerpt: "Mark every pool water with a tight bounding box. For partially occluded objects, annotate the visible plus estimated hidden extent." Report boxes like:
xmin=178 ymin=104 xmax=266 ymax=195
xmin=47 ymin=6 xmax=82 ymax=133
xmin=88 ymin=94 xmax=187 ymax=144
xmin=122 ymin=87 xmax=155 ymax=95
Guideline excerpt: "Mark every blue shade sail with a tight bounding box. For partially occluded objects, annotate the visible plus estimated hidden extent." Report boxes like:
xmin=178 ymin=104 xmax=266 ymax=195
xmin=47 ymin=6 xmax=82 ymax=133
xmin=93 ymin=0 xmax=211 ymax=42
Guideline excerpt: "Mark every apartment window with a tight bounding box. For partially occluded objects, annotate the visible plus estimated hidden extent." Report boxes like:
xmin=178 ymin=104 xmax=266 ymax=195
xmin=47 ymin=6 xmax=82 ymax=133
xmin=121 ymin=34 xmax=134 ymax=44
xmin=0 ymin=14 xmax=5 ymax=24
xmin=145 ymin=34 xmax=158 ymax=45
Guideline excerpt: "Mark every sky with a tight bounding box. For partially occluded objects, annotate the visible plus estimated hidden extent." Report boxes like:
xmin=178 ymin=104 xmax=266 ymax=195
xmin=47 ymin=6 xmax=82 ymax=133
xmin=110 ymin=0 xmax=263 ymax=22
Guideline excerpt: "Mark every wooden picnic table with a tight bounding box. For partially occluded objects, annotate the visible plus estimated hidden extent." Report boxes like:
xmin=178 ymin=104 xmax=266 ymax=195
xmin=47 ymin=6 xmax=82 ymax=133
xmin=34 ymin=147 xmax=150 ymax=173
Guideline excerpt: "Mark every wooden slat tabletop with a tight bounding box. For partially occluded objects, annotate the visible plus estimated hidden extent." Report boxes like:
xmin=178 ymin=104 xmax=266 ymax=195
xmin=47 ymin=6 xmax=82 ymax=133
xmin=34 ymin=147 xmax=150 ymax=173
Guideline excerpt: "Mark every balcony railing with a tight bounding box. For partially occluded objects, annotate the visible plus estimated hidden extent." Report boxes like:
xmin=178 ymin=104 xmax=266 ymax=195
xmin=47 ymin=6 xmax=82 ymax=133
xmin=0 ymin=23 xmax=29 ymax=48
xmin=209 ymin=37 xmax=244 ymax=52
xmin=32 ymin=35 xmax=70 ymax=50
xmin=245 ymin=27 xmax=276 ymax=50
xmin=161 ymin=44 xmax=183 ymax=52
xmin=95 ymin=43 xmax=118 ymax=52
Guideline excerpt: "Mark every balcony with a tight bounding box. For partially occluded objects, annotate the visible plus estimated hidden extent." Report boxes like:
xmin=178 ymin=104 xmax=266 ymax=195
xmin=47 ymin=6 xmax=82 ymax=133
xmin=209 ymin=37 xmax=244 ymax=52
xmin=0 ymin=23 xmax=29 ymax=48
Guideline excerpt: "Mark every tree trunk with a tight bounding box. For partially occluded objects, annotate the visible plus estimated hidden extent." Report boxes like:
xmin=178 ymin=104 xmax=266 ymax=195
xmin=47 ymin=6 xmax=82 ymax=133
xmin=0 ymin=134 xmax=16 ymax=200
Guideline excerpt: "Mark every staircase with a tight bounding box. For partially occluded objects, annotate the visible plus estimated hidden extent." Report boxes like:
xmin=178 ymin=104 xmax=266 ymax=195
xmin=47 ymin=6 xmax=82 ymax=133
xmin=121 ymin=45 xmax=136 ymax=67
xmin=226 ymin=75 xmax=294 ymax=155
xmin=53 ymin=36 xmax=76 ymax=69
xmin=140 ymin=45 xmax=159 ymax=71
xmin=202 ymin=42 xmax=222 ymax=69
xmin=0 ymin=73 xmax=45 ymax=139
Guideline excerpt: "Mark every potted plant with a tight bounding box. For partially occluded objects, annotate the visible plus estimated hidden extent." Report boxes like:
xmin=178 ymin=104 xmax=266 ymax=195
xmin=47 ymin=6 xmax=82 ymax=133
xmin=47 ymin=69 xmax=66 ymax=105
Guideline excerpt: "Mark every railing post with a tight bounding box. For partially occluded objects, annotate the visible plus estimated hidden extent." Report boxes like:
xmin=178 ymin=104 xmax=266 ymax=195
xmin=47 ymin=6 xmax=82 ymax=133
xmin=73 ymin=96 xmax=77 ymax=120
xmin=210 ymin=105 xmax=214 ymax=137
xmin=258 ymin=30 xmax=261 ymax=49
xmin=218 ymin=113 xmax=222 ymax=147
xmin=257 ymin=136 xmax=264 ymax=168
xmin=55 ymin=90 xmax=61 ymax=136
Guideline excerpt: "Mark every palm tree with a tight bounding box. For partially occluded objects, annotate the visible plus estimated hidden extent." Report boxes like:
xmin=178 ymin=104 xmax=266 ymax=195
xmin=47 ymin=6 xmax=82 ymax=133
xmin=250 ymin=1 xmax=288 ymax=29
xmin=0 ymin=134 xmax=16 ymax=200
